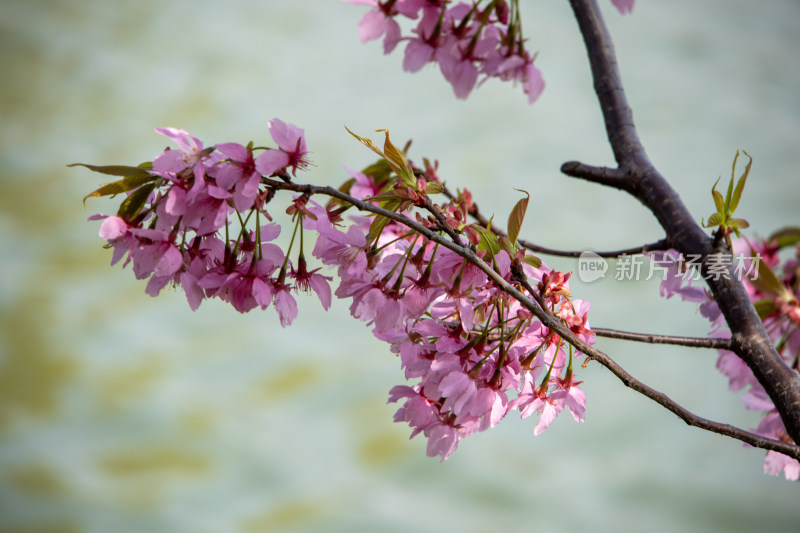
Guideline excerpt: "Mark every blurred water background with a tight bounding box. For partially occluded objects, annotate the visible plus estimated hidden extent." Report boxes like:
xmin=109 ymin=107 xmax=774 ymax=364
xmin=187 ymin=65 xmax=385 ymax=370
xmin=1 ymin=0 xmax=799 ymax=531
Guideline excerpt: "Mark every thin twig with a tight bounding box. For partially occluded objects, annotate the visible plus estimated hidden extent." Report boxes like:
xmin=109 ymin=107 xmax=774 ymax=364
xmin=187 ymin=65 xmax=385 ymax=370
xmin=421 ymin=194 xmax=464 ymax=246
xmin=440 ymin=182 xmax=668 ymax=258
xmin=593 ymin=327 xmax=733 ymax=350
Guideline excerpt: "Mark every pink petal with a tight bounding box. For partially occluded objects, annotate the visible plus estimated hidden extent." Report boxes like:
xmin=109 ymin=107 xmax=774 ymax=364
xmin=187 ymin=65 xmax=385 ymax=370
xmin=267 ymin=119 xmax=305 ymax=153
xmin=215 ymin=142 xmax=248 ymax=161
xmin=524 ymin=63 xmax=545 ymax=105
xmin=357 ymin=10 xmax=387 ymax=43
xmin=610 ymin=0 xmax=634 ymax=15
xmin=155 ymin=246 xmax=183 ymax=277
xmin=566 ymin=386 xmax=586 ymax=423
xmin=274 ymin=290 xmax=298 ymax=327
xmin=99 ymin=216 xmax=128 ymax=240
xmin=154 ymin=127 xmax=203 ymax=153
xmin=252 ymin=277 xmax=272 ymax=309
xmin=180 ymin=272 xmax=205 ymax=311
xmin=255 ymin=149 xmax=290 ymax=176
xmin=403 ymin=40 xmax=434 ymax=73
xmin=383 ymin=18 xmax=402 ymax=54
xmin=153 ymin=149 xmax=187 ymax=174
xmin=533 ymin=399 xmax=564 ymax=436
xmin=309 ymin=275 xmax=332 ymax=310
xmin=260 ymin=223 xmax=281 ymax=242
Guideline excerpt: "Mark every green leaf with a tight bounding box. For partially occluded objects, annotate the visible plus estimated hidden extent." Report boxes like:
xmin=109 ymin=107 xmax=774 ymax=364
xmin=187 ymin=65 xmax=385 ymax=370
xmin=711 ymin=177 xmax=725 ymax=215
xmin=83 ymin=174 xmax=159 ymax=205
xmin=365 ymin=191 xmax=403 ymax=203
xmin=729 ymin=150 xmax=752 ymax=213
xmin=68 ymin=162 xmax=153 ymax=178
xmin=498 ymin=236 xmax=515 ymax=256
xmin=366 ymin=215 xmax=392 ymax=247
xmin=365 ymin=198 xmax=403 ymax=245
xmin=361 ymin=159 xmax=392 ymax=185
xmin=471 ymin=224 xmax=500 ymax=259
xmin=753 ymin=298 xmax=777 ymax=320
xmin=748 ymin=260 xmax=788 ymax=297
xmin=117 ymin=182 xmax=157 ymax=221
xmin=425 ymin=182 xmax=444 ymax=195
xmin=728 ymin=218 xmax=749 ymax=230
xmin=522 ymin=254 xmax=542 ymax=268
xmin=768 ymin=226 xmax=800 ymax=249
xmin=724 ymin=151 xmax=737 ymax=211
xmin=507 ymin=189 xmax=530 ymax=246
xmin=703 ymin=212 xmax=722 ymax=228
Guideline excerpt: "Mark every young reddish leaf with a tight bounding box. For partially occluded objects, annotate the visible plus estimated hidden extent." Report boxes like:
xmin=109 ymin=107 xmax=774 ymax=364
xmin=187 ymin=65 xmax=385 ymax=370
xmin=377 ymin=129 xmax=411 ymax=178
xmin=730 ymin=150 xmax=752 ymax=213
xmin=345 ymin=126 xmax=385 ymax=161
xmin=507 ymin=189 xmax=530 ymax=246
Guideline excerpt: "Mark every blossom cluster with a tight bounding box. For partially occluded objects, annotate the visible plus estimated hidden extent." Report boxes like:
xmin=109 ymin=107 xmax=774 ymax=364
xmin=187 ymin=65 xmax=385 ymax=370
xmin=83 ymin=122 xmax=595 ymax=460
xmin=343 ymin=0 xmax=634 ymax=103
xmin=87 ymin=119 xmax=321 ymax=326
xmin=304 ymin=180 xmax=595 ymax=458
xmin=651 ymin=241 xmax=800 ymax=480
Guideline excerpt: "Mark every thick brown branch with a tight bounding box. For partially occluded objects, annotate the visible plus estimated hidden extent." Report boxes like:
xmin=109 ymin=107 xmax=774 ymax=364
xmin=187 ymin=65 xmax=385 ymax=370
xmin=569 ymin=0 xmax=800 ymax=443
xmin=593 ymin=327 xmax=733 ymax=350
xmin=560 ymin=161 xmax=632 ymax=191
xmin=263 ymin=177 xmax=800 ymax=461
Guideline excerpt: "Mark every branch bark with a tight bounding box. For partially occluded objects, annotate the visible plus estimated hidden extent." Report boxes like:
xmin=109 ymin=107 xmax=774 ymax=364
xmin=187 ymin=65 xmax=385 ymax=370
xmin=568 ymin=0 xmax=800 ymax=443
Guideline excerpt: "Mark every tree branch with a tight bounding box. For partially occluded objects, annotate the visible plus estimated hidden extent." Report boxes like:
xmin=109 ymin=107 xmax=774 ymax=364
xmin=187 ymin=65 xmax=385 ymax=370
xmin=560 ymin=161 xmax=632 ymax=191
xmin=593 ymin=327 xmax=733 ymax=350
xmin=440 ymin=182 xmax=668 ymax=258
xmin=569 ymin=0 xmax=800 ymax=443
xmin=262 ymin=177 xmax=800 ymax=461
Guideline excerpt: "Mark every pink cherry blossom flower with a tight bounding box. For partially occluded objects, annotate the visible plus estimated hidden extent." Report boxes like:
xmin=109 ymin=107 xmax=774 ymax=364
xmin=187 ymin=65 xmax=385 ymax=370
xmin=291 ymin=256 xmax=333 ymax=310
xmin=510 ymin=369 xmax=570 ymax=435
xmin=271 ymin=280 xmax=299 ymax=327
xmin=213 ymin=142 xmax=262 ymax=212
xmin=555 ymin=374 xmax=586 ymax=423
xmin=255 ymin=119 xmax=310 ymax=177
xmin=200 ymin=258 xmax=276 ymax=313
